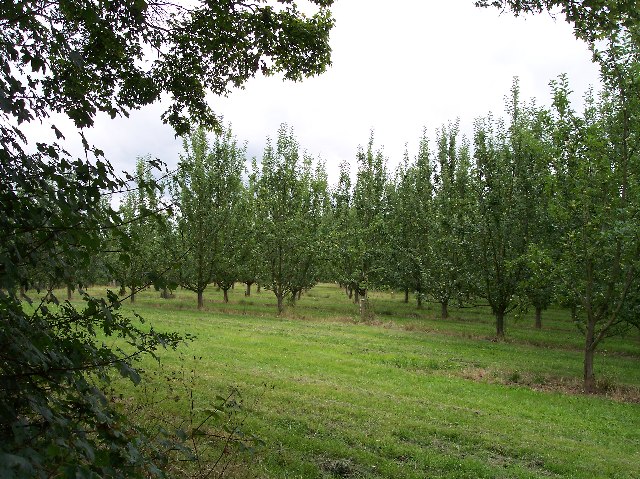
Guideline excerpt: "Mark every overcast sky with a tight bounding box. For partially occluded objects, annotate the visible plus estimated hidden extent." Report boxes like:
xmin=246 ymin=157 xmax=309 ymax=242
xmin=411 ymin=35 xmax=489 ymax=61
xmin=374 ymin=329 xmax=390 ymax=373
xmin=35 ymin=0 xmax=602 ymax=183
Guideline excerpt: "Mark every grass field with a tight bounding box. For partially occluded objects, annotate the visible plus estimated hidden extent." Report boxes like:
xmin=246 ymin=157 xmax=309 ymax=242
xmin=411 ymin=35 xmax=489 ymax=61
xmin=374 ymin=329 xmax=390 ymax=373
xmin=67 ymin=283 xmax=640 ymax=478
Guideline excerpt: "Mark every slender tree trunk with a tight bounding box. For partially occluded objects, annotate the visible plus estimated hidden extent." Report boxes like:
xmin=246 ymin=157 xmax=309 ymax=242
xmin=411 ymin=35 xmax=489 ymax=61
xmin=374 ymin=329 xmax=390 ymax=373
xmin=496 ymin=309 xmax=505 ymax=338
xmin=231 ymin=283 xmax=234 ymax=290
xmin=223 ymin=288 xmax=229 ymax=303
xmin=297 ymin=289 xmax=302 ymax=301
xmin=584 ymin=317 xmax=597 ymax=393
xmin=354 ymin=288 xmax=360 ymax=304
xmin=197 ymin=290 xmax=204 ymax=310
xmin=160 ymin=286 xmax=169 ymax=299
xmin=257 ymin=283 xmax=261 ymax=293
xmin=130 ymin=288 xmax=135 ymax=303
xmin=441 ymin=299 xmax=449 ymax=319
xmin=535 ymin=306 xmax=542 ymax=329
xmin=19 ymin=285 xmax=26 ymax=298
xmin=276 ymin=293 xmax=284 ymax=314
xmin=119 ymin=284 xmax=126 ymax=296
xmin=360 ymin=297 xmax=372 ymax=321
xmin=404 ymin=288 xmax=409 ymax=303
xmin=67 ymin=284 xmax=72 ymax=301
xmin=348 ymin=287 xmax=353 ymax=299
xmin=416 ymin=287 xmax=423 ymax=310
xmin=584 ymin=345 xmax=596 ymax=393
xmin=245 ymin=282 xmax=252 ymax=296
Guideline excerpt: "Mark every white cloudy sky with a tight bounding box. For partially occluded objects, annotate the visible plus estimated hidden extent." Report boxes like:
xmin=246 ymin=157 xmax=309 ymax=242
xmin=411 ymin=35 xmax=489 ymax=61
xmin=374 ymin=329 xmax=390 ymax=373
xmin=34 ymin=0 xmax=602 ymax=182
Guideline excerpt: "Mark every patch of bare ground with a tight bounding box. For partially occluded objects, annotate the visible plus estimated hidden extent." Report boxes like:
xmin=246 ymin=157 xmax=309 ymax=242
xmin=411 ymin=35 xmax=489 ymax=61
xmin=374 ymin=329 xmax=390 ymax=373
xmin=317 ymin=457 xmax=365 ymax=478
xmin=459 ymin=367 xmax=640 ymax=403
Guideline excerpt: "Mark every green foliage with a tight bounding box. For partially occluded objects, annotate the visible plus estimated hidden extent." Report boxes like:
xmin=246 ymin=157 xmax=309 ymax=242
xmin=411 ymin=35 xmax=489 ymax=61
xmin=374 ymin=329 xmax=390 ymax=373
xmin=0 ymin=290 xmax=186 ymax=478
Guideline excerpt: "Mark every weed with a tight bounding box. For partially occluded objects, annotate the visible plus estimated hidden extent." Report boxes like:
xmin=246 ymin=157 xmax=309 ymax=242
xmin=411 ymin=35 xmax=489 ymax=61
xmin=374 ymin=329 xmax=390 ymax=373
xmin=508 ymin=370 xmax=522 ymax=383
xmin=597 ymin=375 xmax=617 ymax=394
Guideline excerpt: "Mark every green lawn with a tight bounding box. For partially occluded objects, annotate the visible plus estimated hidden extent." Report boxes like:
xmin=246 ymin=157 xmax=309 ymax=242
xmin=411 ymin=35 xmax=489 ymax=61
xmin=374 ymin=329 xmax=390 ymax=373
xmin=70 ymin=283 xmax=640 ymax=478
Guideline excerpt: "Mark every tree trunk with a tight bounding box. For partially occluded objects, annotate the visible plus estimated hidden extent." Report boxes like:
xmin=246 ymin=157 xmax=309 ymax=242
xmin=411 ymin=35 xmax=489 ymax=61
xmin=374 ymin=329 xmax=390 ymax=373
xmin=441 ymin=299 xmax=449 ymax=319
xmin=197 ymin=290 xmax=204 ymax=310
xmin=354 ymin=288 xmax=360 ymax=304
xmin=160 ymin=286 xmax=169 ymax=299
xmin=584 ymin=345 xmax=596 ymax=393
xmin=496 ymin=309 xmax=505 ymax=338
xmin=584 ymin=317 xmax=597 ymax=393
xmin=223 ymin=288 xmax=229 ymax=303
xmin=20 ymin=285 xmax=26 ymax=298
xmin=119 ymin=284 xmax=126 ymax=296
xmin=348 ymin=287 xmax=353 ymax=299
xmin=257 ymin=283 xmax=261 ymax=293
xmin=404 ymin=288 xmax=409 ymax=303
xmin=276 ymin=293 xmax=284 ymax=314
xmin=297 ymin=289 xmax=302 ymax=301
xmin=360 ymin=297 xmax=373 ymax=321
xmin=67 ymin=284 xmax=72 ymax=301
xmin=535 ymin=306 xmax=542 ymax=329
xmin=130 ymin=289 xmax=135 ymax=303
xmin=417 ymin=289 xmax=423 ymax=310
xmin=245 ymin=282 xmax=252 ymax=296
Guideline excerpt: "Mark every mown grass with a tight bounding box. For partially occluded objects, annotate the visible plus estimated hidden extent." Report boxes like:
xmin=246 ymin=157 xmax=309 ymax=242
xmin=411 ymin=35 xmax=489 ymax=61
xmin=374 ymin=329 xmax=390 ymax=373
xmin=65 ymin=283 xmax=640 ymax=478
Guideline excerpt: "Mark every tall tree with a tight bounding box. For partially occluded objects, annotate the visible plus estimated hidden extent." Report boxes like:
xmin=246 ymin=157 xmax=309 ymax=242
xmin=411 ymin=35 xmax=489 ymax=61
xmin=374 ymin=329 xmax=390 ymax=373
xmin=472 ymin=79 xmax=550 ymax=337
xmin=256 ymin=125 xmax=324 ymax=314
xmin=429 ymin=122 xmax=476 ymax=318
xmin=387 ymin=131 xmax=434 ymax=308
xmin=549 ymin=35 xmax=640 ymax=391
xmin=209 ymin=129 xmax=247 ymax=303
xmin=330 ymin=160 xmax=359 ymax=299
xmin=351 ymin=132 xmax=389 ymax=306
xmin=237 ymin=158 xmax=262 ymax=297
xmin=117 ymin=157 xmax=166 ymax=303
xmin=172 ymin=126 xmax=245 ymax=309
